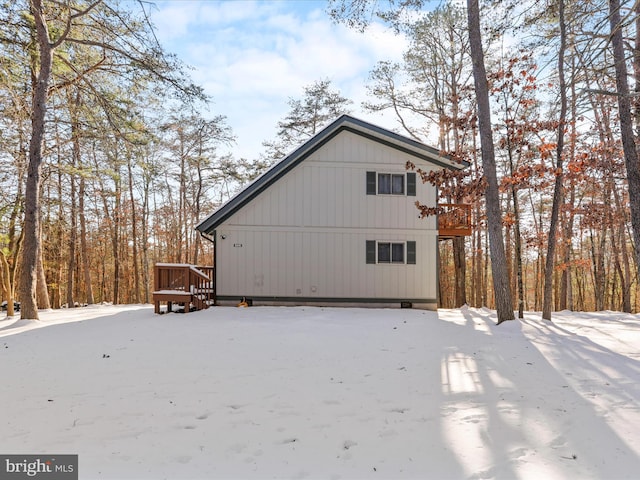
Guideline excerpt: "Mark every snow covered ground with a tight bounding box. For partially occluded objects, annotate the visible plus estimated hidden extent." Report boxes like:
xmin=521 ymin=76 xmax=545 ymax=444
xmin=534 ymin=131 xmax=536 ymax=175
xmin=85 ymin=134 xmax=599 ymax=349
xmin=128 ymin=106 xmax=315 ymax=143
xmin=1 ymin=304 xmax=639 ymax=479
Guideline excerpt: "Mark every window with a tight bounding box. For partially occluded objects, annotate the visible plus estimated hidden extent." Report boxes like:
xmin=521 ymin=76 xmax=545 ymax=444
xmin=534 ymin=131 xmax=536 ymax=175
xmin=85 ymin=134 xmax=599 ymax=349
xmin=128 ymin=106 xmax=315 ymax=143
xmin=366 ymin=240 xmax=416 ymax=264
xmin=366 ymin=171 xmax=416 ymax=196
xmin=378 ymin=173 xmax=404 ymax=195
xmin=377 ymin=242 xmax=404 ymax=263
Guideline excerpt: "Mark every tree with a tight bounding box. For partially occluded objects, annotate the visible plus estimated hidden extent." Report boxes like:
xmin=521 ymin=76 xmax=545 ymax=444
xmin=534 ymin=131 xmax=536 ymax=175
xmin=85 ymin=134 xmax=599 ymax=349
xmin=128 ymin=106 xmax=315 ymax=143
xmin=491 ymin=54 xmax=553 ymax=319
xmin=542 ymin=0 xmax=568 ymax=321
xmin=160 ymin=108 xmax=235 ymax=264
xmin=18 ymin=0 xmax=57 ymax=320
xmin=329 ymin=0 xmax=515 ymax=320
xmin=466 ymin=0 xmax=514 ymax=323
xmin=12 ymin=0 xmax=203 ymax=319
xmin=262 ymin=79 xmax=352 ymax=163
xmin=365 ymin=4 xmax=476 ymax=307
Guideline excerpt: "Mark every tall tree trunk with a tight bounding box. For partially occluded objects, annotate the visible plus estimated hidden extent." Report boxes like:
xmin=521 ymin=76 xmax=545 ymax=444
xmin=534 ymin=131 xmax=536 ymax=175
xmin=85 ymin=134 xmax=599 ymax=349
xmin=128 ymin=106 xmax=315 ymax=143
xmin=506 ymin=147 xmax=524 ymax=317
xmin=67 ymin=100 xmax=80 ymax=308
xmin=127 ymin=156 xmax=140 ymax=303
xmin=560 ymin=183 xmax=576 ymax=311
xmin=112 ymin=165 xmax=121 ymax=304
xmin=611 ymin=181 xmax=632 ymax=312
xmin=472 ymin=134 xmax=483 ymax=307
xmin=474 ymin=213 xmax=483 ymax=307
xmin=79 ymin=174 xmax=95 ymax=304
xmin=590 ymin=228 xmax=606 ymax=311
xmin=543 ymin=0 xmax=567 ymax=321
xmin=453 ymin=236 xmax=467 ymax=307
xmin=609 ymin=0 xmax=640 ymax=280
xmin=141 ymin=174 xmax=151 ymax=304
xmin=53 ymin=168 xmax=63 ymax=309
xmin=1 ymin=252 xmax=15 ymax=316
xmin=466 ymin=0 xmax=514 ymax=323
xmin=634 ymin=0 xmax=640 ymax=137
xmin=36 ymin=241 xmax=50 ymax=310
xmin=505 ymin=223 xmax=513 ymax=302
xmin=512 ymin=190 xmax=524 ymax=318
xmin=19 ymin=0 xmax=53 ymax=320
xmin=437 ymin=241 xmax=444 ymax=307
xmin=560 ymin=58 xmax=578 ymax=312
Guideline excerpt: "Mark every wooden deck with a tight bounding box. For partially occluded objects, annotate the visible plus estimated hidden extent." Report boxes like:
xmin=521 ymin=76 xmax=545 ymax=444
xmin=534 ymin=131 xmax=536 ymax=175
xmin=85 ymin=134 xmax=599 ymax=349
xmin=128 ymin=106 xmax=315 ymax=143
xmin=153 ymin=264 xmax=214 ymax=314
xmin=438 ymin=203 xmax=472 ymax=238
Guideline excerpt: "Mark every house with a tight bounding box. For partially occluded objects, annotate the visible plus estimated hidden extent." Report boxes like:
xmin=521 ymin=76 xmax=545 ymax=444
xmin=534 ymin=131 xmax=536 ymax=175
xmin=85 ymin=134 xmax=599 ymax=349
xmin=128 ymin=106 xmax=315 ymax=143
xmin=195 ymin=115 xmax=468 ymax=309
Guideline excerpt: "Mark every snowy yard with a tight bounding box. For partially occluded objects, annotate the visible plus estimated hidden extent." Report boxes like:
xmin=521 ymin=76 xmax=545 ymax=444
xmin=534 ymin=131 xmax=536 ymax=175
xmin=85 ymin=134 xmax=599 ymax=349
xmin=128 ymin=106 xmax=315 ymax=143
xmin=1 ymin=304 xmax=639 ymax=479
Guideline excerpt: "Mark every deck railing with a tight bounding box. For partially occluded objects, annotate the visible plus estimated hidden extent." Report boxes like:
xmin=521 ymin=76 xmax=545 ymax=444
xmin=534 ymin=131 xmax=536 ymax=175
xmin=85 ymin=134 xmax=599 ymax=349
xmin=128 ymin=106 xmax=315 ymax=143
xmin=438 ymin=203 xmax=472 ymax=237
xmin=153 ymin=263 xmax=214 ymax=313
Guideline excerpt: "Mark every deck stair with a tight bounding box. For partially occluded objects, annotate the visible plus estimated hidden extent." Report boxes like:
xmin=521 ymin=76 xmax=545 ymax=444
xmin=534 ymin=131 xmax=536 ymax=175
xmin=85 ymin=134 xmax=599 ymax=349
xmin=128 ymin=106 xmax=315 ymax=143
xmin=153 ymin=263 xmax=214 ymax=314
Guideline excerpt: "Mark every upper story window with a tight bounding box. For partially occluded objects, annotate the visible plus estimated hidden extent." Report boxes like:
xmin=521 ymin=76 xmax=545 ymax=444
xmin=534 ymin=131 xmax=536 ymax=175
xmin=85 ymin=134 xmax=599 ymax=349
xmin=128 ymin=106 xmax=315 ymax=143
xmin=367 ymin=171 xmax=416 ymax=196
xmin=378 ymin=173 xmax=404 ymax=195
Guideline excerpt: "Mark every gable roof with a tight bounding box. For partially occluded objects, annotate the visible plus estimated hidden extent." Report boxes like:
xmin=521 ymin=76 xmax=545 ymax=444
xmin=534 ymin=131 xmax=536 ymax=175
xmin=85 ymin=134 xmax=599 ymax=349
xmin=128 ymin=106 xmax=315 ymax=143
xmin=196 ymin=114 xmax=467 ymax=235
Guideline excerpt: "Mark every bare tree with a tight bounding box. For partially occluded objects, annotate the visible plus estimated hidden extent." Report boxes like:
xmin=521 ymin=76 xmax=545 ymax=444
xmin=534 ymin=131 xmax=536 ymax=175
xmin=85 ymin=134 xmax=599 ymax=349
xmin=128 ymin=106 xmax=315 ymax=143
xmin=466 ymin=0 xmax=514 ymax=323
xmin=542 ymin=0 xmax=568 ymax=321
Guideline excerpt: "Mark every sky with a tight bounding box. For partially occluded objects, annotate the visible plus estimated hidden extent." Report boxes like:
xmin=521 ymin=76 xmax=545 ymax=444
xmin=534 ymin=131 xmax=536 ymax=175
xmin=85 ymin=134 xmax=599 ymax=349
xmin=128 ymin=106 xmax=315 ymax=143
xmin=143 ymin=0 xmax=409 ymax=160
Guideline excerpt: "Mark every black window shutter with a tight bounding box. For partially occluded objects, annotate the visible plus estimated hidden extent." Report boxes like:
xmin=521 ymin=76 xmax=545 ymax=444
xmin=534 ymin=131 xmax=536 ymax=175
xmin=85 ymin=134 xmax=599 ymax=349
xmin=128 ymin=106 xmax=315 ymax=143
xmin=407 ymin=172 xmax=416 ymax=196
xmin=407 ymin=241 xmax=416 ymax=264
xmin=366 ymin=171 xmax=376 ymax=195
xmin=366 ymin=240 xmax=376 ymax=264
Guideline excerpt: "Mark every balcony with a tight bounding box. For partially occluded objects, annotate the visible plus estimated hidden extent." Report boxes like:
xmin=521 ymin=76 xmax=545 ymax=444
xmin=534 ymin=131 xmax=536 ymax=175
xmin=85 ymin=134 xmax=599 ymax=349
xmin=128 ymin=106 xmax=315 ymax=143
xmin=438 ymin=203 xmax=472 ymax=238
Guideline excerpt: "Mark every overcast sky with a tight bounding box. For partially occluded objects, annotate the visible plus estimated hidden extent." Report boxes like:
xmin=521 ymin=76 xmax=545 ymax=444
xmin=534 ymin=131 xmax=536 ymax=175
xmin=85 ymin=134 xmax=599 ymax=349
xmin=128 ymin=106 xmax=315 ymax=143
xmin=144 ymin=0 xmax=408 ymax=160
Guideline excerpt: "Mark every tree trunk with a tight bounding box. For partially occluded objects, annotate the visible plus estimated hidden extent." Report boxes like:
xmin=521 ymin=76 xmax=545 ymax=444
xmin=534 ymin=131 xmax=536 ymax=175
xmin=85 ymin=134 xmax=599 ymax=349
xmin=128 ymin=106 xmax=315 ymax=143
xmin=474 ymin=214 xmax=483 ymax=307
xmin=611 ymin=182 xmax=632 ymax=312
xmin=1 ymin=252 xmax=15 ymax=317
xmin=79 ymin=174 xmax=95 ymax=304
xmin=609 ymin=0 xmax=640 ymax=280
xmin=507 ymin=147 xmax=524 ymax=318
xmin=512 ymin=191 xmax=524 ymax=318
xmin=543 ymin=0 xmax=567 ymax=321
xmin=36 ymin=245 xmax=50 ymax=310
xmin=437 ymin=240 xmax=444 ymax=307
xmin=127 ymin=156 xmax=141 ymax=303
xmin=560 ymin=63 xmax=578 ymax=312
xmin=589 ymin=228 xmax=606 ymax=311
xmin=141 ymin=170 xmax=151 ymax=304
xmin=112 ymin=165 xmax=121 ymax=304
xmin=67 ymin=102 xmax=80 ymax=308
xmin=560 ymin=183 xmax=575 ymax=311
xmin=466 ymin=0 xmax=514 ymax=323
xmin=19 ymin=0 xmax=53 ymax=320
xmin=453 ymin=236 xmax=467 ymax=307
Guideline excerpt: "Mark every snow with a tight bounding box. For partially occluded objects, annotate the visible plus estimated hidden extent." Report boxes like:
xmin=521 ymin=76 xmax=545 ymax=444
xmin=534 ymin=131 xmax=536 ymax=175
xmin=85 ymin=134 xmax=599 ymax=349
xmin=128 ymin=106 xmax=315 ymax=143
xmin=1 ymin=304 xmax=639 ymax=479
xmin=153 ymin=290 xmax=193 ymax=295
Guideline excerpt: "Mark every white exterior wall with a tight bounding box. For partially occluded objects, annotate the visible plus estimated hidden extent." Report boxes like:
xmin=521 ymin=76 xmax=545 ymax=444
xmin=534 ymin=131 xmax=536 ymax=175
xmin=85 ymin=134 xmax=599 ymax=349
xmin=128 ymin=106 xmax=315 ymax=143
xmin=215 ymin=130 xmax=440 ymax=304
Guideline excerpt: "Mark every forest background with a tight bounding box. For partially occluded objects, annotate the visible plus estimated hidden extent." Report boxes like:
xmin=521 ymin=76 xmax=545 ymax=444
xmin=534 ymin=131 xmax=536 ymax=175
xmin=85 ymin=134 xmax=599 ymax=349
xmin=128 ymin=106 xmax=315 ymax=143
xmin=1 ymin=0 xmax=639 ymax=319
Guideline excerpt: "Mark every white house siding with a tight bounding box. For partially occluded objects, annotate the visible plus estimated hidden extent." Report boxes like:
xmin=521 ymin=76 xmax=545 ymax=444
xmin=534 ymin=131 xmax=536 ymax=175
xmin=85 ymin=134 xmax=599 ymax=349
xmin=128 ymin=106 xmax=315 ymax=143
xmin=214 ymin=130 xmax=441 ymax=306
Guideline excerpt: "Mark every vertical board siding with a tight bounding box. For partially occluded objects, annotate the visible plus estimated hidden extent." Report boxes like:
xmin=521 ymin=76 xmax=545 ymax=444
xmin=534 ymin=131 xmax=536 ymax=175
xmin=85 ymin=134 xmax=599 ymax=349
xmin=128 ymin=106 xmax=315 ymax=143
xmin=216 ymin=228 xmax=437 ymax=300
xmin=217 ymin=130 xmax=441 ymax=302
xmin=229 ymin=131 xmax=438 ymax=231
